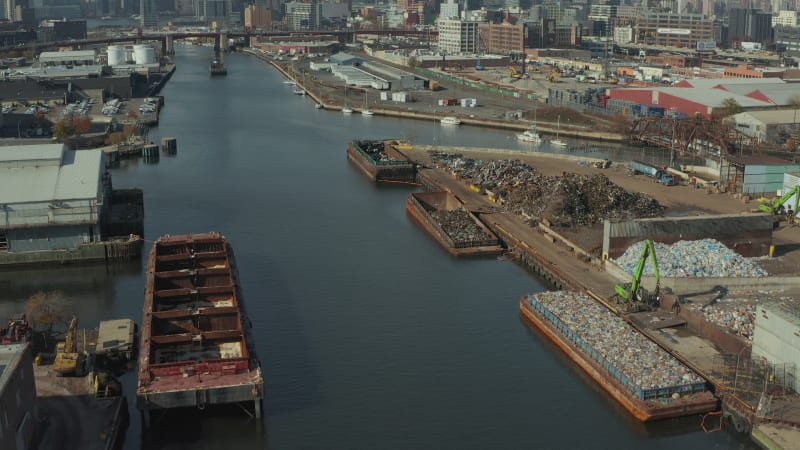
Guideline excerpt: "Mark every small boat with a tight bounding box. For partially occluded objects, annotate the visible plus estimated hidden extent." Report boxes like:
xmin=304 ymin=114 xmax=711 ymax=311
xmin=361 ymin=92 xmax=373 ymax=115
xmin=342 ymin=83 xmax=352 ymax=114
xmin=517 ymin=129 xmax=542 ymax=143
xmin=551 ymin=115 xmax=567 ymax=147
xmin=282 ymin=80 xmax=296 ymax=85
xmin=293 ymin=89 xmax=306 ymax=95
xmin=315 ymin=103 xmax=323 ymax=109
xmin=209 ymin=59 xmax=227 ymax=76
xmin=440 ymin=116 xmax=461 ymax=125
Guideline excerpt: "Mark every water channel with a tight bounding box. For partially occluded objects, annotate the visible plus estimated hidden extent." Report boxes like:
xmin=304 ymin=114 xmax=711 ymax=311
xmin=0 ymin=45 xmax=754 ymax=449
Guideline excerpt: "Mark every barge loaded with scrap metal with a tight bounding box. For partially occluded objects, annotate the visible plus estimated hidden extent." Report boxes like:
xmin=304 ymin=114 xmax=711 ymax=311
xmin=520 ymin=291 xmax=718 ymax=421
xmin=136 ymin=232 xmax=264 ymax=425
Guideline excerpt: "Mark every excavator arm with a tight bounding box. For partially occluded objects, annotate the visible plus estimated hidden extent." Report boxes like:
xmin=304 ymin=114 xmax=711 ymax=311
xmin=759 ymin=186 xmax=800 ymax=215
xmin=614 ymin=240 xmax=661 ymax=311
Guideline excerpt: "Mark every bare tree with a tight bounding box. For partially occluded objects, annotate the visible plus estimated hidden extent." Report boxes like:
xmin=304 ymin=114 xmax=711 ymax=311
xmin=25 ymin=290 xmax=71 ymax=333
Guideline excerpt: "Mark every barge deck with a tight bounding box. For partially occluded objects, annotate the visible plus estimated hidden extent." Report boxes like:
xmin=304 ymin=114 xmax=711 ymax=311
xmin=136 ymin=232 xmax=263 ymax=424
xmin=520 ymin=295 xmax=718 ymax=421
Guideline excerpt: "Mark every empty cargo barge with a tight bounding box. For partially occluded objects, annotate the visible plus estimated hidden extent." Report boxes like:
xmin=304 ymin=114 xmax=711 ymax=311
xmin=137 ymin=232 xmax=264 ymax=424
xmin=520 ymin=292 xmax=717 ymax=421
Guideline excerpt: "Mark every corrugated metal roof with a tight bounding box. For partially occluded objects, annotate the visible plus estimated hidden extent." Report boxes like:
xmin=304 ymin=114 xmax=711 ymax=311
xmin=39 ymin=50 xmax=97 ymax=61
xmin=0 ymin=143 xmax=63 ymax=165
xmin=0 ymin=147 xmax=103 ymax=204
xmin=682 ymin=78 xmax=785 ymax=89
xmin=733 ymin=109 xmax=800 ymax=125
xmin=606 ymin=214 xmax=774 ymax=238
xmin=657 ymin=87 xmax=770 ymax=108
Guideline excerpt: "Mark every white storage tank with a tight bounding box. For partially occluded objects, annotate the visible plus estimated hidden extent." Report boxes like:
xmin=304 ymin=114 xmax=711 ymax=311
xmin=133 ymin=45 xmax=155 ymax=64
xmin=107 ymin=45 xmax=125 ymax=66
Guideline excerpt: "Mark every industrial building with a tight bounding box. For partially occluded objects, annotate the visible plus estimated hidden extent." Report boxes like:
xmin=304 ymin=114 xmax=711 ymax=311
xmin=0 ymin=144 xmax=108 ymax=255
xmin=730 ymin=110 xmax=800 ymax=144
xmin=633 ymin=13 xmax=715 ymax=48
xmin=38 ymin=50 xmax=97 ymax=66
xmin=437 ymin=18 xmax=479 ymax=55
xmin=606 ymin=78 xmax=798 ymax=119
xmin=752 ymin=304 xmax=800 ymax=392
xmin=0 ymin=343 xmax=37 ymax=450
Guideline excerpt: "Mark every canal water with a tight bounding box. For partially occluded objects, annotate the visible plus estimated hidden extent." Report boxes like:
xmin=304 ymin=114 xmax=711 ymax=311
xmin=0 ymin=45 xmax=753 ymax=449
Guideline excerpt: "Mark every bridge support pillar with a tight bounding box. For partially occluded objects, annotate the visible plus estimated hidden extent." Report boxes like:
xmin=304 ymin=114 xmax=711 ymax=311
xmin=165 ymin=35 xmax=174 ymax=55
xmin=220 ymin=32 xmax=228 ymax=52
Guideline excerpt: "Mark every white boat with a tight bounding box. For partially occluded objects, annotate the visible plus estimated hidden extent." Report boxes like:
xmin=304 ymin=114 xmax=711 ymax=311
xmin=361 ymin=92 xmax=373 ymax=115
xmin=342 ymin=83 xmax=352 ymax=114
xmin=282 ymin=80 xmax=296 ymax=85
xmin=517 ymin=129 xmax=542 ymax=143
xmin=315 ymin=103 xmax=323 ymax=109
xmin=440 ymin=116 xmax=461 ymax=125
xmin=551 ymin=115 xmax=568 ymax=147
xmin=293 ymin=89 xmax=305 ymax=95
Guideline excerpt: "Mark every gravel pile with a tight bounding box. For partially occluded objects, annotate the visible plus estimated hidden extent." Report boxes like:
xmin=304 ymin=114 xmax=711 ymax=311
xmin=430 ymin=152 xmax=664 ymax=227
xmin=616 ymin=239 xmax=767 ymax=278
xmin=430 ymin=209 xmax=492 ymax=243
xmin=529 ymin=291 xmax=704 ymax=391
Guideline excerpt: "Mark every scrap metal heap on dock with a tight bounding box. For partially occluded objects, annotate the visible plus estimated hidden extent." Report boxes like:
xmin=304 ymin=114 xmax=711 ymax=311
xmin=429 ymin=152 xmax=664 ymax=227
xmin=137 ymin=232 xmax=264 ymax=423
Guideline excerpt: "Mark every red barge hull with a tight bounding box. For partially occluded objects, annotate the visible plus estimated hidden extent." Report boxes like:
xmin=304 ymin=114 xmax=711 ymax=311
xmin=136 ymin=232 xmax=264 ymax=422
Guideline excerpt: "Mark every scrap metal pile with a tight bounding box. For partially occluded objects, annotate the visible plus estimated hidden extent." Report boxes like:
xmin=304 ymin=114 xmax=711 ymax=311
xmin=683 ymin=290 xmax=797 ymax=340
xmin=355 ymin=140 xmax=405 ymax=163
xmin=616 ymin=239 xmax=767 ymax=278
xmin=430 ymin=152 xmax=663 ymax=227
xmin=531 ymin=291 xmax=704 ymax=390
xmin=430 ymin=209 xmax=492 ymax=244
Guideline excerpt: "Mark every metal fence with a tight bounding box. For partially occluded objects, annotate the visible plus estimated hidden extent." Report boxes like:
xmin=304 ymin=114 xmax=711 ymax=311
xmin=712 ymin=354 xmax=797 ymax=407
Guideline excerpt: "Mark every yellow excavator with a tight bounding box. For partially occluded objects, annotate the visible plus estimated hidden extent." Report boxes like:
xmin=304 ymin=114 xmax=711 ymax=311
xmin=54 ymin=316 xmax=83 ymax=376
xmin=614 ymin=240 xmax=662 ymax=313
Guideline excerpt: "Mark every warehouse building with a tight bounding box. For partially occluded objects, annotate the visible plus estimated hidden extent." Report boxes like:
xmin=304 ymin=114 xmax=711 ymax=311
xmin=0 ymin=343 xmax=37 ymax=450
xmin=752 ymin=304 xmax=800 ymax=393
xmin=0 ymin=143 xmax=109 ymax=254
xmin=730 ymin=110 xmax=800 ymax=145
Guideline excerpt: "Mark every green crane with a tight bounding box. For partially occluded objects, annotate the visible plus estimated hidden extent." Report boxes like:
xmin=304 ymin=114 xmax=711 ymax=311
xmin=614 ymin=239 xmax=661 ymax=313
xmin=758 ymin=185 xmax=800 ymax=220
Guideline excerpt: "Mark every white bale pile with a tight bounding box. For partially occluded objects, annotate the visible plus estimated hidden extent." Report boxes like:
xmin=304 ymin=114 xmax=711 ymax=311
xmin=616 ymin=239 xmax=767 ymax=278
xmin=531 ymin=291 xmax=703 ymax=390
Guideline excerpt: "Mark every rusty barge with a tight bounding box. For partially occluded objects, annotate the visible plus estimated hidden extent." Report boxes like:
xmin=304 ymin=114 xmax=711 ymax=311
xmin=520 ymin=294 xmax=718 ymax=421
xmin=136 ymin=232 xmax=264 ymax=424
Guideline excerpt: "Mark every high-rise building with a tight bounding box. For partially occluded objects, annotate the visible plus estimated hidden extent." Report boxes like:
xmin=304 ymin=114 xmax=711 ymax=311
xmin=3 ymin=0 xmax=15 ymax=20
xmin=478 ymin=20 xmax=523 ymax=53
xmin=141 ymin=0 xmax=158 ymax=26
xmin=437 ymin=18 xmax=479 ymax=54
xmin=728 ymin=8 xmax=773 ymax=44
xmin=773 ymin=10 xmax=799 ymax=26
xmin=244 ymin=4 xmax=271 ymax=29
xmin=440 ymin=0 xmax=459 ymax=19
xmin=634 ymin=12 xmax=714 ymax=47
xmin=196 ymin=0 xmax=231 ymax=22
